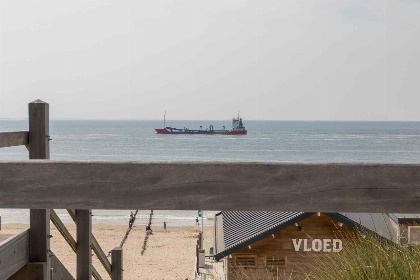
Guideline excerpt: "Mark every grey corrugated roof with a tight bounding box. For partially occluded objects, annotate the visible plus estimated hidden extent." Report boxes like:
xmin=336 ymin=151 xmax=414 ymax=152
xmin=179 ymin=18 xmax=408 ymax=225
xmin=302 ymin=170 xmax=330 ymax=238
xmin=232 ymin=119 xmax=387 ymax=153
xmin=337 ymin=213 xmax=398 ymax=241
xmin=214 ymin=211 xmax=398 ymax=261
xmin=222 ymin=211 xmax=304 ymax=253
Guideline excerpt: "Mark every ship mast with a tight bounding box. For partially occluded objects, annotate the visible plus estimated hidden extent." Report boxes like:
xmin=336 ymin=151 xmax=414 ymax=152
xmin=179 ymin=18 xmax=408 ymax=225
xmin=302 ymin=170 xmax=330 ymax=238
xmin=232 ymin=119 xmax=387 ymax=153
xmin=164 ymin=111 xmax=166 ymax=128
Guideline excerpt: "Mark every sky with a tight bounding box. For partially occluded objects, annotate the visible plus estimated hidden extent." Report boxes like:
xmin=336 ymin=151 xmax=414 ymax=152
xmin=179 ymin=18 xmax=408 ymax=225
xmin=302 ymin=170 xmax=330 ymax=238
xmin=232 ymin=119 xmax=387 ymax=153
xmin=0 ymin=0 xmax=419 ymax=121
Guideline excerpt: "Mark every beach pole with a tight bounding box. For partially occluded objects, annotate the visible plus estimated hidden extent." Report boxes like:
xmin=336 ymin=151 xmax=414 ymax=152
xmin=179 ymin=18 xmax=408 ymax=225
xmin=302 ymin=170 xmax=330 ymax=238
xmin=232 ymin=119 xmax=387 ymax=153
xmin=28 ymin=100 xmax=51 ymax=279
xmin=111 ymin=247 xmax=123 ymax=280
xmin=76 ymin=209 xmax=92 ymax=280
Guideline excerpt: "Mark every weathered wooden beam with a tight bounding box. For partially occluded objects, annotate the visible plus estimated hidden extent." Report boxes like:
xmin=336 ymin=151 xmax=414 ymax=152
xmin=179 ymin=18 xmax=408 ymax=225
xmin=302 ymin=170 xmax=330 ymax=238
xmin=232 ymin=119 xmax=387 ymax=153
xmin=29 ymin=209 xmax=51 ymax=279
xmin=29 ymin=99 xmax=49 ymax=159
xmin=28 ymin=99 xmax=51 ymax=280
xmin=92 ymin=266 xmax=104 ymax=280
xmin=92 ymin=235 xmax=112 ymax=276
xmin=0 ymin=131 xmax=29 ymax=149
xmin=111 ymin=247 xmax=123 ymax=280
xmin=50 ymin=210 xmax=77 ymax=252
xmin=0 ymin=161 xmax=420 ymax=213
xmin=67 ymin=209 xmax=111 ymax=277
xmin=50 ymin=253 xmax=75 ymax=280
xmin=76 ymin=210 xmax=92 ymax=280
xmin=0 ymin=229 xmax=29 ymax=279
xmin=67 ymin=209 xmax=77 ymax=222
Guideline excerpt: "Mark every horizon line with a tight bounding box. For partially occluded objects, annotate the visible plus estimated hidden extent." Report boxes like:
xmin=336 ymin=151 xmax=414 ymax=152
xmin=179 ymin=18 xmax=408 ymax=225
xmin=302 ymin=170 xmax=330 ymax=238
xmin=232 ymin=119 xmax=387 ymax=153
xmin=1 ymin=118 xmax=419 ymax=122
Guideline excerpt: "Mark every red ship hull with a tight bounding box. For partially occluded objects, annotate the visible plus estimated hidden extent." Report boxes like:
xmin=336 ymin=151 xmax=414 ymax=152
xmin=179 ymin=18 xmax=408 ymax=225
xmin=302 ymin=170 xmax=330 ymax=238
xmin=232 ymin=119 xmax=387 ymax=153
xmin=155 ymin=128 xmax=247 ymax=135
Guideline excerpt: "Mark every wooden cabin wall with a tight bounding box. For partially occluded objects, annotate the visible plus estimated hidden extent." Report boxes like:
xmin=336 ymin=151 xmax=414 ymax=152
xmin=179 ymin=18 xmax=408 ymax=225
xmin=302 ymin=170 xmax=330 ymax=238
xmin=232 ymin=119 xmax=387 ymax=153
xmin=399 ymin=222 xmax=420 ymax=245
xmin=227 ymin=214 xmax=357 ymax=279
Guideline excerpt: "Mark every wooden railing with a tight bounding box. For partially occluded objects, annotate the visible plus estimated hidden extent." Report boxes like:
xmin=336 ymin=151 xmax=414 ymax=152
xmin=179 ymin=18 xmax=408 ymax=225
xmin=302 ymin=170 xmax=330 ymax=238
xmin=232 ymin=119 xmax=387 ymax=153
xmin=0 ymin=160 xmax=419 ymax=212
xmin=0 ymin=229 xmax=29 ymax=279
xmin=0 ymin=100 xmax=122 ymax=280
xmin=66 ymin=209 xmax=112 ymax=278
xmin=0 ymin=131 xmax=29 ymax=149
xmin=1 ymin=100 xmax=420 ymax=279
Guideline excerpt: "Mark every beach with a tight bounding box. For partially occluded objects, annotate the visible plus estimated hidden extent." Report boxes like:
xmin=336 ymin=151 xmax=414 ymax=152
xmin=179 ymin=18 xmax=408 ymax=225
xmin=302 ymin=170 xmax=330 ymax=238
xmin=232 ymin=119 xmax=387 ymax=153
xmin=1 ymin=223 xmax=213 ymax=280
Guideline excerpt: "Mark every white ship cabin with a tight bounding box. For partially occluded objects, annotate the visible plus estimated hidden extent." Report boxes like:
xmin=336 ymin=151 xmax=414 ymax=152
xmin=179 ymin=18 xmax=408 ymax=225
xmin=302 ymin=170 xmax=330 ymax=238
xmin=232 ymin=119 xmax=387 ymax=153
xmin=232 ymin=117 xmax=245 ymax=131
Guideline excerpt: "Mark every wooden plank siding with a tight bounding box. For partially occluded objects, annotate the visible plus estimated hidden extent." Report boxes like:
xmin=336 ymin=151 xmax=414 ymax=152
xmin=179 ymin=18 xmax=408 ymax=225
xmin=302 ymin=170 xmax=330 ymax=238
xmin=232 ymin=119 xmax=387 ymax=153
xmin=0 ymin=161 xmax=420 ymax=212
xmin=0 ymin=229 xmax=30 ymax=280
xmin=0 ymin=131 xmax=29 ymax=149
xmin=227 ymin=214 xmax=358 ymax=278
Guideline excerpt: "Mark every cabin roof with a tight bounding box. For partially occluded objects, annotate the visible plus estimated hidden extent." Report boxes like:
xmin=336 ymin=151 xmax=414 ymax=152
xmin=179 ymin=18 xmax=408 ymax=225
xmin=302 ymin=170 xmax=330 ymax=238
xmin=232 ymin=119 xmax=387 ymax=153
xmin=214 ymin=211 xmax=398 ymax=261
xmin=389 ymin=213 xmax=420 ymax=224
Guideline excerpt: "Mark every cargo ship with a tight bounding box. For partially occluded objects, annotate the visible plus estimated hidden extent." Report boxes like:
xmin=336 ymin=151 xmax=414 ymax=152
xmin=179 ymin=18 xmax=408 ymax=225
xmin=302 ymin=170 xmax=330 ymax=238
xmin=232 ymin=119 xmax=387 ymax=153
xmin=155 ymin=113 xmax=247 ymax=135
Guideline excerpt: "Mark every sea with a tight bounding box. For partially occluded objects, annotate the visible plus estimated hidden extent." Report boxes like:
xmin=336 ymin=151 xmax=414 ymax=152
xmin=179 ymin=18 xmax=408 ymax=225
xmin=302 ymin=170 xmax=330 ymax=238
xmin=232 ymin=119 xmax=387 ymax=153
xmin=1 ymin=120 xmax=420 ymax=226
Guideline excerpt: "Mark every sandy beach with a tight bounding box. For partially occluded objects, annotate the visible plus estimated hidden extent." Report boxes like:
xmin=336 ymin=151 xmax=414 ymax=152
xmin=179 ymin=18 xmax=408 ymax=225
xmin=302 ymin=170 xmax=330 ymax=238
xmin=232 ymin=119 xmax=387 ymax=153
xmin=1 ymin=223 xmax=213 ymax=280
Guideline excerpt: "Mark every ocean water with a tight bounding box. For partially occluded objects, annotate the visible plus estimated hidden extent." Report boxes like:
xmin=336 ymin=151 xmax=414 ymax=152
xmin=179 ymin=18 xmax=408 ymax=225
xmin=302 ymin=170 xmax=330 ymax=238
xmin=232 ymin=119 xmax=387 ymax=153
xmin=1 ymin=120 xmax=419 ymax=225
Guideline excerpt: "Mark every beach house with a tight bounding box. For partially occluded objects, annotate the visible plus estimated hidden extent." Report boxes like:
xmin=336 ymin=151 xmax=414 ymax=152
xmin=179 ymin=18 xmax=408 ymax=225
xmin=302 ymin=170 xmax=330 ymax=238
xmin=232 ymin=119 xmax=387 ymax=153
xmin=211 ymin=211 xmax=420 ymax=279
xmin=390 ymin=213 xmax=420 ymax=245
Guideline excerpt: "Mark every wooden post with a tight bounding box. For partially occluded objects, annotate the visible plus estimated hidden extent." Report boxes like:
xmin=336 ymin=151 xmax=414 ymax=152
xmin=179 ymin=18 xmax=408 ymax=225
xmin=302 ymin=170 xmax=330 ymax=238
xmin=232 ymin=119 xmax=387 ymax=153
xmin=111 ymin=247 xmax=123 ymax=280
xmin=29 ymin=99 xmax=51 ymax=280
xmin=76 ymin=209 xmax=92 ymax=280
xmin=29 ymin=99 xmax=50 ymax=159
xmin=196 ymin=240 xmax=199 ymax=275
xmin=198 ymin=232 xmax=203 ymax=249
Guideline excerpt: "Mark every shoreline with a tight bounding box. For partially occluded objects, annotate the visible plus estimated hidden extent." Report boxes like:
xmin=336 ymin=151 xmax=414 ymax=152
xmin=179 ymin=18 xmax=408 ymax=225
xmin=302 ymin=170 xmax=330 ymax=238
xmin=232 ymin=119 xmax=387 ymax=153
xmin=0 ymin=209 xmax=218 ymax=227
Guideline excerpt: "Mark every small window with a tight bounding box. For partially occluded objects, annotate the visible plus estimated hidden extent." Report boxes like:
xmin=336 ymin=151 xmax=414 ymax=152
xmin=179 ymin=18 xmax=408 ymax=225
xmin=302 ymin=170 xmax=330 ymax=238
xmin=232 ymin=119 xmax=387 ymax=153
xmin=234 ymin=255 xmax=257 ymax=267
xmin=265 ymin=256 xmax=287 ymax=268
xmin=408 ymin=226 xmax=420 ymax=245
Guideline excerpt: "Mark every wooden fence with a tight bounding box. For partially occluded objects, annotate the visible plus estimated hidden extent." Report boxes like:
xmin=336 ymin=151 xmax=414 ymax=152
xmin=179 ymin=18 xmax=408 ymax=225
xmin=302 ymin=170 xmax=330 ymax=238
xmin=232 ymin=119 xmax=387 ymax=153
xmin=1 ymin=100 xmax=420 ymax=279
xmin=0 ymin=100 xmax=122 ymax=280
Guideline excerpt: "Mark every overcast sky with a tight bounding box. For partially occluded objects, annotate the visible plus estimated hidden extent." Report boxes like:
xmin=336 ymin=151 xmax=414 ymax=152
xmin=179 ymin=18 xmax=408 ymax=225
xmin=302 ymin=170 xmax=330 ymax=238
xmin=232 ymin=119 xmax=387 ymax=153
xmin=0 ymin=0 xmax=419 ymax=120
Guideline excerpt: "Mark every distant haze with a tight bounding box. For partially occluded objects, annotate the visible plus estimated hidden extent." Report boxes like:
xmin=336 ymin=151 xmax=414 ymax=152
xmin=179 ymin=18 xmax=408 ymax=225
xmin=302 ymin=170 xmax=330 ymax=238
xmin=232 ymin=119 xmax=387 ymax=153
xmin=0 ymin=0 xmax=419 ymax=121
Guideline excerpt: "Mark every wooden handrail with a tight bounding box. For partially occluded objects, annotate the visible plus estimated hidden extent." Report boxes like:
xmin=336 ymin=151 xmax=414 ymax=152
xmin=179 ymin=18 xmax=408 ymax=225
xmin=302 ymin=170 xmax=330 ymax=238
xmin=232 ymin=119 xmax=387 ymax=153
xmin=1 ymin=161 xmax=420 ymax=213
xmin=0 ymin=229 xmax=30 ymax=279
xmin=0 ymin=131 xmax=29 ymax=149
